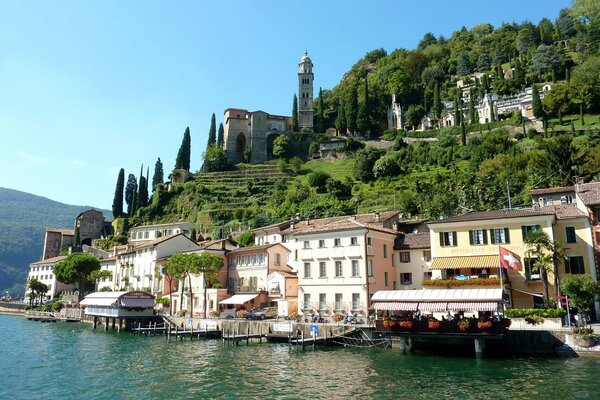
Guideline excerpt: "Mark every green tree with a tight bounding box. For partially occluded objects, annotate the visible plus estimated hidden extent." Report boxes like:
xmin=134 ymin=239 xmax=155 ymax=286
xmin=156 ymin=260 xmax=185 ymax=316
xmin=353 ymin=147 xmax=384 ymax=182
xmin=538 ymin=18 xmax=554 ymax=45
xmin=316 ymin=87 xmax=325 ymax=133
xmin=335 ymin=99 xmax=347 ymax=135
xmin=272 ymin=135 xmax=290 ymax=159
xmin=111 ymin=168 xmax=125 ymax=219
xmin=357 ymin=78 xmax=370 ymax=134
xmin=27 ymin=278 xmax=48 ymax=306
xmin=138 ymin=175 xmax=148 ymax=208
xmin=74 ymin=226 xmax=81 ymax=247
xmin=307 ymin=171 xmax=331 ymax=192
xmin=477 ymin=53 xmax=492 ymax=72
xmin=152 ymin=158 xmax=164 ymax=191
xmin=346 ymin=85 xmax=359 ymax=134
xmin=54 ymin=253 xmax=101 ymax=302
xmin=531 ymin=84 xmax=544 ymax=119
xmin=530 ymin=44 xmax=561 ymax=76
xmin=203 ymin=144 xmax=232 ymax=172
xmin=125 ymin=173 xmax=137 ymax=216
xmin=217 ymin=123 xmax=225 ymax=147
xmin=524 ymin=230 xmax=556 ymax=305
xmin=454 ymin=96 xmax=462 ymax=126
xmin=557 ymin=8 xmax=576 ymax=39
xmin=90 ymin=270 xmax=113 ymax=291
xmin=469 ymin=89 xmax=477 ymax=124
xmin=237 ymin=231 xmax=255 ymax=247
xmin=561 ymin=274 xmax=600 ymax=314
xmin=175 ymin=127 xmax=191 ymax=171
xmin=292 ymin=94 xmax=299 ymax=132
xmin=456 ymin=51 xmax=473 ymax=76
xmin=433 ymin=82 xmax=442 ymax=120
xmin=208 ymin=113 xmax=216 ymax=146
xmin=405 ymin=104 xmax=426 ymax=129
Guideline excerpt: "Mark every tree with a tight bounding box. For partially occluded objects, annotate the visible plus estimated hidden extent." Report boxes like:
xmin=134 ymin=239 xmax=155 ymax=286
xmin=74 ymin=226 xmax=81 ymax=247
xmin=307 ymin=171 xmax=331 ymax=192
xmin=538 ymin=18 xmax=554 ymax=45
xmin=237 ymin=231 xmax=255 ymax=247
xmin=335 ymin=99 xmax=347 ymax=135
xmin=202 ymin=144 xmax=232 ymax=172
xmin=353 ymin=147 xmax=384 ymax=182
xmin=138 ymin=176 xmax=148 ymax=208
xmin=469 ymin=89 xmax=477 ymax=124
xmin=477 ymin=53 xmax=492 ymax=72
xmin=272 ymin=135 xmax=290 ymax=159
xmin=454 ymin=96 xmax=462 ymax=126
xmin=125 ymin=173 xmax=137 ymax=216
xmin=208 ymin=113 xmax=216 ymax=146
xmin=316 ymin=87 xmax=325 ymax=133
xmin=561 ymin=274 xmax=600 ymax=314
xmin=157 ymin=259 xmax=185 ymax=316
xmin=27 ymin=278 xmax=48 ymax=306
xmin=346 ymin=85 xmax=358 ymax=134
xmin=54 ymin=253 xmax=101 ymax=302
xmin=456 ymin=51 xmax=473 ymax=76
xmin=152 ymin=158 xmax=164 ymax=191
xmin=357 ymin=78 xmax=370 ymax=134
xmin=531 ymin=84 xmax=544 ymax=119
xmin=292 ymin=94 xmax=299 ymax=132
xmin=433 ymin=83 xmax=442 ymax=120
xmin=217 ymin=123 xmax=225 ymax=147
xmin=418 ymin=32 xmax=437 ymax=50
xmin=112 ymin=168 xmax=125 ymax=219
xmin=175 ymin=127 xmax=191 ymax=171
xmin=524 ymin=230 xmax=555 ymax=305
xmin=571 ymin=55 xmax=600 ymax=112
xmin=530 ymin=44 xmax=561 ymax=76
xmin=405 ymin=104 xmax=426 ymax=129
xmin=90 ymin=270 xmax=113 ymax=291
xmin=557 ymin=8 xmax=576 ymax=39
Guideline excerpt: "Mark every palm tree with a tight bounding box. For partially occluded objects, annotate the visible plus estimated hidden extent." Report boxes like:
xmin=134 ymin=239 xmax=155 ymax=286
xmin=551 ymin=240 xmax=569 ymax=298
xmin=524 ymin=230 xmax=554 ymax=305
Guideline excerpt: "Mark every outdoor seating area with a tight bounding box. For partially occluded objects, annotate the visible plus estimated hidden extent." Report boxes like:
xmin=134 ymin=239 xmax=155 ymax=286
xmin=375 ymin=314 xmax=510 ymax=335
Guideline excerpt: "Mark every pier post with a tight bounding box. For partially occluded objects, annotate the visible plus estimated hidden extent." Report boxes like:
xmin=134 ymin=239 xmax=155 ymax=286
xmin=474 ymin=338 xmax=485 ymax=357
xmin=259 ymin=325 xmax=262 ymax=344
xmin=301 ymin=329 xmax=305 ymax=350
xmin=112 ymin=318 xmax=116 ymax=331
xmin=408 ymin=336 xmax=414 ymax=352
xmin=247 ymin=325 xmax=250 ymax=346
xmin=117 ymin=319 xmax=121 ymax=333
xmin=399 ymin=336 xmax=407 ymax=354
xmin=105 ymin=317 xmax=109 ymax=331
xmin=93 ymin=316 xmax=97 ymax=330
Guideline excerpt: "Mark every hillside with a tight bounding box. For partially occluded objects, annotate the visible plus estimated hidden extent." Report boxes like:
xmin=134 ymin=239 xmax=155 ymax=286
xmin=0 ymin=187 xmax=110 ymax=296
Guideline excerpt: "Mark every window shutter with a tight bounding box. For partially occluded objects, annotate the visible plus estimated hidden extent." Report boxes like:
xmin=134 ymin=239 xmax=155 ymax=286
xmin=521 ymin=226 xmax=527 ymax=240
xmin=578 ymin=257 xmax=584 ymax=274
xmin=469 ymin=230 xmax=474 ymax=245
xmin=439 ymin=232 xmax=444 ymax=246
xmin=524 ymin=259 xmax=531 ymax=280
xmin=452 ymin=231 xmax=457 ymax=246
xmin=490 ymin=229 xmax=496 ymax=244
xmin=483 ymin=230 xmax=488 ymax=244
xmin=504 ymin=228 xmax=510 ymax=244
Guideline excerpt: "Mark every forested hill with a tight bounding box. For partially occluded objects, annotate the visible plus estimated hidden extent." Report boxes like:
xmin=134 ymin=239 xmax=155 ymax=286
xmin=0 ymin=187 xmax=109 ymax=296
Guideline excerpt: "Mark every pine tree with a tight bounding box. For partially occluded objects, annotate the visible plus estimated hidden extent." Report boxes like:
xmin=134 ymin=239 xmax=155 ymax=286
xmin=316 ymin=87 xmax=325 ymax=133
xmin=152 ymin=158 xmax=164 ymax=191
xmin=336 ymin=99 xmax=347 ymax=135
xmin=111 ymin=168 xmax=125 ymax=219
xmin=208 ymin=113 xmax=216 ymax=145
xmin=125 ymin=174 xmax=137 ymax=216
xmin=346 ymin=85 xmax=358 ymax=134
xmin=433 ymin=83 xmax=442 ymax=119
xmin=292 ymin=94 xmax=299 ymax=132
xmin=217 ymin=123 xmax=224 ymax=147
xmin=531 ymin=84 xmax=544 ymax=119
xmin=175 ymin=127 xmax=191 ymax=171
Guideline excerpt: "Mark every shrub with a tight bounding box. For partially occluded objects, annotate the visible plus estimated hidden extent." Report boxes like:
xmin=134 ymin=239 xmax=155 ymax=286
xmin=307 ymin=171 xmax=330 ymax=192
xmin=504 ymin=308 xmax=566 ymax=318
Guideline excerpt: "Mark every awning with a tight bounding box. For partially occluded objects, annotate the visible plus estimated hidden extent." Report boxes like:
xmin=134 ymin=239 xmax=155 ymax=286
xmin=430 ymin=255 xmax=500 ymax=270
xmin=447 ymin=302 xmax=499 ymax=311
xmin=220 ymin=294 xmax=258 ymax=305
xmin=80 ymin=298 xmax=117 ymax=307
xmin=418 ymin=302 xmax=448 ymax=312
xmin=120 ymin=298 xmax=155 ymax=308
xmin=372 ymin=288 xmax=503 ymax=302
xmin=372 ymin=302 xmax=419 ymax=311
xmin=509 ymin=287 xmax=544 ymax=298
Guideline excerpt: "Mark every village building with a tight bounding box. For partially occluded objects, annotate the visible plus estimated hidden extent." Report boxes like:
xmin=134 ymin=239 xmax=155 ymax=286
xmin=393 ymin=231 xmax=432 ymax=290
xmin=25 ymin=256 xmax=75 ymax=303
xmin=75 ymin=209 xmax=112 ymax=246
xmin=42 ymin=228 xmax=74 ymax=260
xmin=128 ymin=222 xmax=195 ymax=243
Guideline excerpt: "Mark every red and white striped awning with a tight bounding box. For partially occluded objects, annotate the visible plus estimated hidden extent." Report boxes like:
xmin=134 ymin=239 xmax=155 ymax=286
xmin=447 ymin=302 xmax=498 ymax=311
xmin=372 ymin=302 xmax=419 ymax=311
xmin=418 ymin=302 xmax=448 ymax=312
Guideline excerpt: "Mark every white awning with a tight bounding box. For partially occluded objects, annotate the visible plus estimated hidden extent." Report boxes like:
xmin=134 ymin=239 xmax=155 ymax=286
xmin=120 ymin=298 xmax=155 ymax=308
xmin=371 ymin=288 xmax=503 ymax=302
xmin=447 ymin=302 xmax=499 ymax=311
xmin=80 ymin=298 xmax=117 ymax=307
xmin=418 ymin=302 xmax=448 ymax=312
xmin=372 ymin=302 xmax=419 ymax=311
xmin=80 ymin=291 xmax=154 ymax=307
xmin=219 ymin=294 xmax=258 ymax=305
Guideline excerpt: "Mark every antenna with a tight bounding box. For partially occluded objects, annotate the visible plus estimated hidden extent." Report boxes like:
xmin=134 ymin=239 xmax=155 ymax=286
xmin=506 ymin=180 xmax=512 ymax=209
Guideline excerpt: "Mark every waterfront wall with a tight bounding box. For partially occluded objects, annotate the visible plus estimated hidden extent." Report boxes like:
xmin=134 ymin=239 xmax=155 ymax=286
xmin=0 ymin=302 xmax=27 ymax=314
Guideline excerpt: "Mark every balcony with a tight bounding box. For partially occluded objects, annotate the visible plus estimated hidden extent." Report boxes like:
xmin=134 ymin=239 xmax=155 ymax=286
xmin=375 ymin=318 xmax=510 ymax=335
xmin=422 ymin=277 xmax=501 ymax=288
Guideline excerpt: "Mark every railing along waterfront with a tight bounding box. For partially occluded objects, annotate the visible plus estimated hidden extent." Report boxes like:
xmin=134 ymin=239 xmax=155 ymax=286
xmin=375 ymin=318 xmax=510 ymax=335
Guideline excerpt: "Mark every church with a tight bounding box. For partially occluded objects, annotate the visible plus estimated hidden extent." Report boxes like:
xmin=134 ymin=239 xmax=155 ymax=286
xmin=222 ymin=51 xmax=314 ymax=164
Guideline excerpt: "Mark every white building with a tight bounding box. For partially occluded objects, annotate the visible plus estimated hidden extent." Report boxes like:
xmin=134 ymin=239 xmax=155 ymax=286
xmin=25 ymin=256 xmax=75 ymax=302
xmin=128 ymin=222 xmax=195 ymax=243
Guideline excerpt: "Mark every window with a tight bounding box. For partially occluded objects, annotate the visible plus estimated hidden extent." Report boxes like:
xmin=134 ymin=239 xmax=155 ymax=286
xmin=334 ymin=238 xmax=341 ymax=246
xmin=566 ymin=256 xmax=585 ymax=274
xmin=521 ymin=225 xmax=541 ymax=240
xmin=303 ymin=241 xmax=310 ymax=249
xmin=423 ymin=271 xmax=433 ymax=280
xmin=524 ymin=258 xmax=540 ymax=280
xmin=367 ymin=237 xmax=372 ymax=245
xmin=274 ymin=253 xmax=281 ymax=266
xmin=318 ymin=239 xmax=325 ymax=248
xmin=490 ymin=228 xmax=510 ymax=244
xmin=319 ymin=262 xmax=326 ymax=278
xmin=144 ymin=231 xmax=149 ymax=239
xmin=400 ymin=273 xmax=412 ymax=285
xmin=282 ymin=234 xmax=288 ymax=242
xmin=423 ymin=250 xmax=431 ymax=262
xmin=352 ymin=293 xmax=360 ymax=310
xmin=384 ymin=272 xmax=389 ymax=286
xmin=565 ymin=226 xmax=577 ymax=243
xmin=399 ymin=252 xmax=410 ymax=263
xmin=319 ymin=293 xmax=326 ymax=310
xmin=383 ymin=244 xmax=388 ymax=258
xmin=351 ymin=260 xmax=360 ymax=277
xmin=335 ymin=293 xmax=342 ymax=311
xmin=439 ymin=231 xmax=457 ymax=247
xmin=335 ymin=261 xmax=343 ymax=277
xmin=367 ymin=260 xmax=373 ymax=277
xmin=304 ymin=262 xmax=311 ymax=278
xmin=303 ymin=293 xmax=311 ymax=311
xmin=350 ymin=237 xmax=358 ymax=245
xmin=469 ymin=229 xmax=488 ymax=245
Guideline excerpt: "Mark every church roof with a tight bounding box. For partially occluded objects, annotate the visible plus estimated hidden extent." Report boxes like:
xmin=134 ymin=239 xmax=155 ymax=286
xmin=300 ymin=51 xmax=312 ymax=63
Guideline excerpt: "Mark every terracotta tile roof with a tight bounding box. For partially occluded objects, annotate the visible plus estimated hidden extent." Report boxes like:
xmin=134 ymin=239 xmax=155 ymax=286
xmin=280 ymin=211 xmax=399 ymax=236
xmin=428 ymin=209 xmax=555 ymax=225
xmin=538 ymin=204 xmax=587 ymax=219
xmin=394 ymin=232 xmax=430 ymax=250
xmin=576 ymin=182 xmax=600 ymax=206
xmin=31 ymin=255 xmax=67 ymax=265
xmin=530 ymin=186 xmax=575 ymax=196
xmin=227 ymin=243 xmax=287 ymax=254
xmin=120 ymin=233 xmax=196 ymax=254
xmin=46 ymin=228 xmax=75 ymax=235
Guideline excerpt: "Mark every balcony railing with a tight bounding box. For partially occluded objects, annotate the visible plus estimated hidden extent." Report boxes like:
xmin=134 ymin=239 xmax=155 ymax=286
xmin=375 ymin=318 xmax=510 ymax=335
xmin=422 ymin=277 xmax=501 ymax=288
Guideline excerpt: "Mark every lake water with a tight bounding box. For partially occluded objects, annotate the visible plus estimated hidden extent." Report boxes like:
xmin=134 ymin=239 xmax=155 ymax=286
xmin=2 ymin=314 xmax=600 ymax=399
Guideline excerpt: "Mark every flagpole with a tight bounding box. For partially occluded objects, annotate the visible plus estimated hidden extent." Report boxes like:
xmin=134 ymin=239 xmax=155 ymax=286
xmin=498 ymin=246 xmax=504 ymax=314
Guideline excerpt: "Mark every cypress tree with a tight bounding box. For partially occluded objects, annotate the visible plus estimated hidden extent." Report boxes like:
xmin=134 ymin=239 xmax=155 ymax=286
xmin=454 ymin=96 xmax=461 ymax=126
xmin=469 ymin=89 xmax=476 ymax=124
xmin=316 ymin=87 xmax=325 ymax=133
xmin=292 ymin=94 xmax=299 ymax=132
xmin=346 ymin=85 xmax=358 ymax=134
xmin=175 ymin=127 xmax=191 ymax=171
xmin=460 ymin=122 xmax=467 ymax=145
xmin=138 ymin=176 xmax=148 ymax=208
xmin=357 ymin=79 xmax=370 ymax=134
xmin=125 ymin=174 xmax=137 ymax=216
xmin=208 ymin=113 xmax=216 ymax=145
xmin=74 ymin=227 xmax=80 ymax=247
xmin=433 ymin=83 xmax=442 ymax=120
xmin=152 ymin=158 xmax=163 ymax=191
xmin=111 ymin=168 xmax=125 ymax=219
xmin=580 ymin=104 xmax=585 ymax=126
xmin=190 ymin=228 xmax=197 ymax=242
xmin=217 ymin=123 xmax=224 ymax=147
xmin=336 ymin=99 xmax=347 ymax=135
xmin=531 ymin=84 xmax=544 ymax=119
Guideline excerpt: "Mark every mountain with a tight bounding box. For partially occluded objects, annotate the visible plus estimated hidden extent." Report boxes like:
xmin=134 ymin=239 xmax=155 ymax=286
xmin=0 ymin=187 xmax=110 ymax=296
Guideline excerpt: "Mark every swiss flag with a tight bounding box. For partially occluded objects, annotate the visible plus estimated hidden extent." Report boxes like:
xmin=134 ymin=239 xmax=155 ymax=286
xmin=499 ymin=246 xmax=522 ymax=271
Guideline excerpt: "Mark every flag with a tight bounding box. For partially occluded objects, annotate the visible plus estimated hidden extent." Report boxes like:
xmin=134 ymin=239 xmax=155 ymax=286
xmin=499 ymin=246 xmax=522 ymax=271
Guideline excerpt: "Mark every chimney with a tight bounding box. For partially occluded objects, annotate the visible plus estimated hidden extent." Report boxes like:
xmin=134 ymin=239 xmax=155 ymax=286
xmin=373 ymin=212 xmax=380 ymax=222
xmin=291 ymin=222 xmax=295 ymax=230
xmin=306 ymin=217 xmax=310 ymax=226
xmin=393 ymin=221 xmax=399 ymax=232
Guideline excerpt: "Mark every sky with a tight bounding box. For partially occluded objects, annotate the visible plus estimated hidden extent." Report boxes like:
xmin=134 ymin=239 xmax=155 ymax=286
xmin=0 ymin=0 xmax=572 ymax=210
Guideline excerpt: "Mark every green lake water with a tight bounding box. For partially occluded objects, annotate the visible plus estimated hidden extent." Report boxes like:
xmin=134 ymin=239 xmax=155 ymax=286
xmin=2 ymin=314 xmax=600 ymax=399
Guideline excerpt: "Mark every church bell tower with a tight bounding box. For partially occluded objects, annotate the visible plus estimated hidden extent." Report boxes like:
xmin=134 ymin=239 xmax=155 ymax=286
xmin=298 ymin=51 xmax=314 ymax=132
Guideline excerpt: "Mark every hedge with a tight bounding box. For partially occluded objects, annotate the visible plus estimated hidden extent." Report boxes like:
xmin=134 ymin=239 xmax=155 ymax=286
xmin=505 ymin=308 xmax=566 ymax=318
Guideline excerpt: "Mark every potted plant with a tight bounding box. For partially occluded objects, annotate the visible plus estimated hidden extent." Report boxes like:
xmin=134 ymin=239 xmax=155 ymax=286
xmin=572 ymin=327 xmax=598 ymax=348
xmin=399 ymin=320 xmax=414 ymax=329
xmin=209 ymin=310 xmax=219 ymax=318
xmin=477 ymin=320 xmax=493 ymax=330
xmin=332 ymin=312 xmax=344 ymax=322
xmin=457 ymin=319 xmax=470 ymax=332
xmin=383 ymin=316 xmax=391 ymax=328
xmin=428 ymin=318 xmax=441 ymax=330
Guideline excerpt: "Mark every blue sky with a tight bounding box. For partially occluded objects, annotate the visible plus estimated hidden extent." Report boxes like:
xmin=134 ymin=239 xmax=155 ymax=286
xmin=0 ymin=0 xmax=571 ymax=211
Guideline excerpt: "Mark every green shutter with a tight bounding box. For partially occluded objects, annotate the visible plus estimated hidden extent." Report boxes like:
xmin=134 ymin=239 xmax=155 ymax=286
xmin=469 ymin=230 xmax=474 ymax=245
xmin=483 ymin=229 xmax=488 ymax=244
xmin=452 ymin=231 xmax=457 ymax=246
xmin=521 ymin=226 xmax=527 ymax=240
xmin=524 ymin=258 xmax=531 ymax=280
xmin=439 ymin=232 xmax=444 ymax=246
xmin=490 ymin=229 xmax=496 ymax=244
xmin=504 ymin=228 xmax=510 ymax=244
xmin=577 ymin=257 xmax=584 ymax=274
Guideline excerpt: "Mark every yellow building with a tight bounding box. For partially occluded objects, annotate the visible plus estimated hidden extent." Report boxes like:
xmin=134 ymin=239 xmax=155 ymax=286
xmin=427 ymin=206 xmax=596 ymax=314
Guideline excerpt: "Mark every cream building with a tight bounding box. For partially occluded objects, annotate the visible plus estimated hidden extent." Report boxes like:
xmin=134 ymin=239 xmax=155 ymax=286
xmin=25 ymin=256 xmax=75 ymax=303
